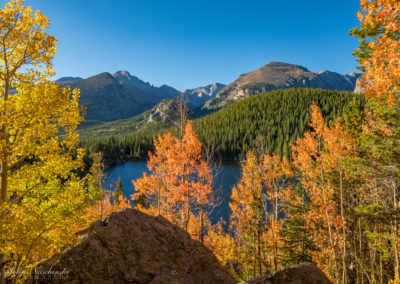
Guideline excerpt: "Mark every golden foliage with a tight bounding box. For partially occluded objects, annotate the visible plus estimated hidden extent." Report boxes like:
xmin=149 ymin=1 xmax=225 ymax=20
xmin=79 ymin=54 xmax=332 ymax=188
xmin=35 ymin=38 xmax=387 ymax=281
xmin=0 ymin=0 xmax=91 ymax=279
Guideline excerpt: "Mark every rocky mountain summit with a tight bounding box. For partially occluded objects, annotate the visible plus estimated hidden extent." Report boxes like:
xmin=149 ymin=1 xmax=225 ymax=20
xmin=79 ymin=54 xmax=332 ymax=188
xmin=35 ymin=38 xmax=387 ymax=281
xmin=113 ymin=70 xmax=179 ymax=103
xmin=30 ymin=209 xmax=331 ymax=284
xmin=204 ymin=62 xmax=361 ymax=109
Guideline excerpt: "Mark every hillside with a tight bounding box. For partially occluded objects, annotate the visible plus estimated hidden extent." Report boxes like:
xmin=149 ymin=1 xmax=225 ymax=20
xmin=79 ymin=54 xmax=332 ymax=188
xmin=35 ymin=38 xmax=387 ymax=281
xmin=78 ymin=99 xmax=179 ymax=141
xmin=195 ymin=88 xmax=362 ymax=158
xmin=84 ymin=88 xmax=363 ymax=162
xmin=204 ymin=62 xmax=361 ymax=109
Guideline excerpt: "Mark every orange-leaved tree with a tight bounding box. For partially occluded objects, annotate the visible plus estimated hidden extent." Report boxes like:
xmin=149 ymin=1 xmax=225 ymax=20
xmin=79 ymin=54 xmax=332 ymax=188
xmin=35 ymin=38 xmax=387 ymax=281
xmin=132 ymin=121 xmax=213 ymax=240
xmin=228 ymin=151 xmax=293 ymax=280
xmin=353 ymin=0 xmax=400 ymax=281
xmin=261 ymin=154 xmax=293 ymax=271
xmin=291 ymin=103 xmax=356 ymax=282
xmin=229 ymin=151 xmax=265 ymax=280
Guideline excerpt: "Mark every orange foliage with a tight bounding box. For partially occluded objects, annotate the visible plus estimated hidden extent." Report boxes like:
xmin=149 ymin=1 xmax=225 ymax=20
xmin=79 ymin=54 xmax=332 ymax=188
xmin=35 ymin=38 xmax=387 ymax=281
xmin=132 ymin=121 xmax=213 ymax=238
xmin=291 ymin=103 xmax=356 ymax=281
xmin=84 ymin=190 xmax=131 ymax=223
xmin=357 ymin=0 xmax=400 ymax=106
xmin=229 ymin=151 xmax=293 ymax=280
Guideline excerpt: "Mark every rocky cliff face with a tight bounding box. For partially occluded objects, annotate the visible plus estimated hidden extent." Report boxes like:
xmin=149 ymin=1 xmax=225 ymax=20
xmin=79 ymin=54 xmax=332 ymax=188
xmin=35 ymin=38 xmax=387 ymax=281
xmin=30 ymin=209 xmax=236 ymax=284
xmin=354 ymin=76 xmax=363 ymax=94
xmin=144 ymin=99 xmax=178 ymax=124
xmin=183 ymin=83 xmax=226 ymax=108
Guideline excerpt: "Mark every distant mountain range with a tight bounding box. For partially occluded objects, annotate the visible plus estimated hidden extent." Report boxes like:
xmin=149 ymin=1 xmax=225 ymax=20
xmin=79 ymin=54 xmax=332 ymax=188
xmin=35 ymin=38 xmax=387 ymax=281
xmin=58 ymin=71 xmax=180 ymax=121
xmin=57 ymin=61 xmax=361 ymax=134
xmin=203 ymin=62 xmax=361 ymax=109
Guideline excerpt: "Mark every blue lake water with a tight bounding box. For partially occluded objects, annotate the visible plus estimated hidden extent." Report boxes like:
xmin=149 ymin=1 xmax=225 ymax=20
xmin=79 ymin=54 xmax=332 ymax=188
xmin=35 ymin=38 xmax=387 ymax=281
xmin=105 ymin=160 xmax=241 ymax=223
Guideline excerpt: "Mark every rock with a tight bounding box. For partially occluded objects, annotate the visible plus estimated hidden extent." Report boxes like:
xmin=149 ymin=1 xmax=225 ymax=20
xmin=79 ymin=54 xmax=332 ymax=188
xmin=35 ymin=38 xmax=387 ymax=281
xmin=240 ymin=264 xmax=331 ymax=284
xmin=29 ymin=209 xmax=236 ymax=284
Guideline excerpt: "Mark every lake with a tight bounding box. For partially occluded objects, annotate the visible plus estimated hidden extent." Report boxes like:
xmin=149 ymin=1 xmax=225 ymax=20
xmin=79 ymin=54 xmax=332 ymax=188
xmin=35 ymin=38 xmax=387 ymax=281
xmin=105 ymin=160 xmax=242 ymax=223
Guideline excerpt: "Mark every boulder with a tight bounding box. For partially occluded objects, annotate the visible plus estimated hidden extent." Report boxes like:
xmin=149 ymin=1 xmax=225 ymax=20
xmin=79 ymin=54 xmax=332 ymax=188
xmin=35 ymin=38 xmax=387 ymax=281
xmin=240 ymin=264 xmax=331 ymax=284
xmin=29 ymin=208 xmax=236 ymax=284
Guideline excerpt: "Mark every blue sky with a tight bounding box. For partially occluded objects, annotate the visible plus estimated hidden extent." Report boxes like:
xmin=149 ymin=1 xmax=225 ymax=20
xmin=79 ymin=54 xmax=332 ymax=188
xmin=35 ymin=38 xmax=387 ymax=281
xmin=17 ymin=0 xmax=361 ymax=90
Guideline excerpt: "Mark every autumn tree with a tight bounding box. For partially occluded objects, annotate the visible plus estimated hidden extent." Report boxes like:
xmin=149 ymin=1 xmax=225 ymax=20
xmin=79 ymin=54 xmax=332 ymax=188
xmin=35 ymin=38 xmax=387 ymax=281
xmin=229 ymin=151 xmax=265 ymax=280
xmin=0 ymin=0 xmax=95 ymax=282
xmin=350 ymin=0 xmax=400 ymax=72
xmin=228 ymin=151 xmax=293 ymax=280
xmin=291 ymin=104 xmax=356 ymax=282
xmin=83 ymin=190 xmax=131 ymax=226
xmin=350 ymin=0 xmax=400 ymax=281
xmin=204 ymin=221 xmax=238 ymax=277
xmin=132 ymin=121 xmax=214 ymax=240
xmin=132 ymin=132 xmax=176 ymax=217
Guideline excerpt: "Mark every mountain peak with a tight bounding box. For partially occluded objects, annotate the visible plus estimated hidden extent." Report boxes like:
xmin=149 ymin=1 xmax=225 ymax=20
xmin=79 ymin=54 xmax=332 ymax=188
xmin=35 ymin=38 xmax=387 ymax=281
xmin=113 ymin=70 xmax=132 ymax=78
xmin=85 ymin=72 xmax=117 ymax=83
xmin=263 ymin=61 xmax=311 ymax=72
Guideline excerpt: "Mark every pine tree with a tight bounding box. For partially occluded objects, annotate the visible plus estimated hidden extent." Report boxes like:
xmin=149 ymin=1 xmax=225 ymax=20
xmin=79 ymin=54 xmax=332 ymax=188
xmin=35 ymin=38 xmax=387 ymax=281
xmin=114 ymin=177 xmax=124 ymax=205
xmin=281 ymin=177 xmax=315 ymax=266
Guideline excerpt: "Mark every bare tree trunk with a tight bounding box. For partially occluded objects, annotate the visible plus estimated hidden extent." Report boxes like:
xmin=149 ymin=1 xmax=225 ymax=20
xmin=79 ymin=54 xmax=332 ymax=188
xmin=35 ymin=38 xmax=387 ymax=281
xmin=184 ymin=189 xmax=190 ymax=232
xmin=0 ymin=81 xmax=10 ymax=284
xmin=199 ymin=204 xmax=204 ymax=244
xmin=175 ymin=93 xmax=188 ymax=139
xmin=253 ymin=230 xmax=256 ymax=277
xmin=339 ymin=168 xmax=347 ymax=283
xmin=274 ymin=188 xmax=279 ymax=271
xmin=157 ymin=181 xmax=160 ymax=216
xmin=0 ymin=254 xmax=4 ymax=284
xmin=393 ymin=180 xmax=399 ymax=281
xmin=257 ymin=224 xmax=262 ymax=275
xmin=318 ymin=139 xmax=339 ymax=282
